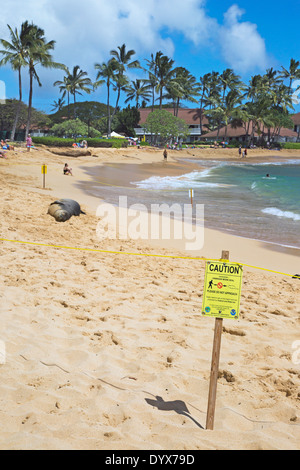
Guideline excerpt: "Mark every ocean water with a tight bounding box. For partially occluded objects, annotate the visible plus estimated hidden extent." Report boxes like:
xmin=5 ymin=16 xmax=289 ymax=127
xmin=132 ymin=159 xmax=300 ymax=249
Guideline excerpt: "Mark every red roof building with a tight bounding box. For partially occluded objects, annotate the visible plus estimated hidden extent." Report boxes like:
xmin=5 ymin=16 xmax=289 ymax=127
xmin=291 ymin=113 xmax=300 ymax=136
xmin=135 ymin=107 xmax=299 ymax=143
xmin=203 ymin=122 xmax=298 ymax=143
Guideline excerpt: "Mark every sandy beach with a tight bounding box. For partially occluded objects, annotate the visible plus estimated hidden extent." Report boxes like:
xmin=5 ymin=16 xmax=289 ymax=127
xmin=0 ymin=145 xmax=300 ymax=450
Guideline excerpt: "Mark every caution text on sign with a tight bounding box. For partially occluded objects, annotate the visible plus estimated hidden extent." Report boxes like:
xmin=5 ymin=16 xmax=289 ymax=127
xmin=202 ymin=261 xmax=243 ymax=320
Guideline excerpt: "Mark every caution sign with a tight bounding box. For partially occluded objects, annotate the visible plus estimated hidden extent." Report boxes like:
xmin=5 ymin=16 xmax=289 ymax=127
xmin=41 ymin=164 xmax=47 ymax=174
xmin=202 ymin=261 xmax=243 ymax=320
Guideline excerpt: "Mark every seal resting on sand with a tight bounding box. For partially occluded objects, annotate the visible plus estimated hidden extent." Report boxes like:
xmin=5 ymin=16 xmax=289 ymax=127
xmin=47 ymin=199 xmax=86 ymax=222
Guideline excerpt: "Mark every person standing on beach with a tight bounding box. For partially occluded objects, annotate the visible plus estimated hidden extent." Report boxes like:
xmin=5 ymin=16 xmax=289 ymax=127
xmin=163 ymin=149 xmax=168 ymax=160
xmin=238 ymin=146 xmax=242 ymax=157
xmin=26 ymin=134 xmax=32 ymax=152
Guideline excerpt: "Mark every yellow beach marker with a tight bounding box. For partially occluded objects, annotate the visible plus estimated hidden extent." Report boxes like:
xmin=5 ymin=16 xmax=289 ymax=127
xmin=41 ymin=164 xmax=47 ymax=189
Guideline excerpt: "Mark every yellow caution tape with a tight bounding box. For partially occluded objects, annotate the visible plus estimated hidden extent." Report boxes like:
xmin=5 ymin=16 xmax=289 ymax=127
xmin=0 ymin=237 xmax=299 ymax=279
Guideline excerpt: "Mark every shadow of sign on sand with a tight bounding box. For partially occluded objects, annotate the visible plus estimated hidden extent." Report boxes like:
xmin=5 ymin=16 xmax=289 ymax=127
xmin=145 ymin=395 xmax=204 ymax=430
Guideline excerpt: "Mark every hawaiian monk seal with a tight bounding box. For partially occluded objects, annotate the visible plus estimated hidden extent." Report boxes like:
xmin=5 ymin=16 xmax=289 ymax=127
xmin=48 ymin=199 xmax=86 ymax=222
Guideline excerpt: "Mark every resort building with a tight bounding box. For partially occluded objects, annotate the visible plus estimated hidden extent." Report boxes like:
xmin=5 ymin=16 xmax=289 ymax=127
xmin=203 ymin=122 xmax=299 ymax=144
xmin=135 ymin=108 xmax=299 ymax=144
xmin=292 ymin=112 xmax=300 ymax=136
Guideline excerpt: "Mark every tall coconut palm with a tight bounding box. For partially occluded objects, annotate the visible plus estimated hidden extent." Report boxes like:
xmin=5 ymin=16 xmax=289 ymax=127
xmin=207 ymin=89 xmax=245 ymax=140
xmin=145 ymin=51 xmax=163 ymax=112
xmin=94 ymin=59 xmax=118 ymax=136
xmin=163 ymin=68 xmax=197 ymax=116
xmin=155 ymin=54 xmax=175 ymax=109
xmin=110 ymin=44 xmax=140 ymax=117
xmin=279 ymin=58 xmax=300 ymax=93
xmin=166 ymin=67 xmax=199 ymax=116
xmin=0 ymin=22 xmax=32 ymax=140
xmin=198 ymin=73 xmax=213 ymax=133
xmin=263 ymin=67 xmax=281 ymax=90
xmin=67 ymin=65 xmax=93 ymax=118
xmin=205 ymin=71 xmax=222 ymax=109
xmin=51 ymin=97 xmax=66 ymax=113
xmin=22 ymin=22 xmax=66 ymax=139
xmin=220 ymin=68 xmax=245 ymax=105
xmin=53 ymin=73 xmax=72 ymax=118
xmin=124 ymin=79 xmax=152 ymax=108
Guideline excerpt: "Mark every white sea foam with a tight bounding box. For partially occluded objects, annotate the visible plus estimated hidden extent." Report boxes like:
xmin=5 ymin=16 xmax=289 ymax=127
xmin=262 ymin=207 xmax=300 ymax=221
xmin=132 ymin=168 xmax=228 ymax=190
xmin=249 ymin=159 xmax=300 ymax=166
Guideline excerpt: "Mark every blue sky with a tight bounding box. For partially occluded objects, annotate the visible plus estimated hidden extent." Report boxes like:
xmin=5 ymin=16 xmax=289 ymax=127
xmin=0 ymin=0 xmax=299 ymax=114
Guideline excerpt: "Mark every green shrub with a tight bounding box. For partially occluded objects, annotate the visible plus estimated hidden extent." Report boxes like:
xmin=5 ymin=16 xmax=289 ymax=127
xmin=32 ymin=136 xmax=74 ymax=147
xmin=139 ymin=141 xmax=150 ymax=146
xmin=282 ymin=142 xmax=300 ymax=149
xmin=32 ymin=136 xmax=128 ymax=148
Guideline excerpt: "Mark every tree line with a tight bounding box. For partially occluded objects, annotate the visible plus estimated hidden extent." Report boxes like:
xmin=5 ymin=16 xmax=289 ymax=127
xmin=0 ymin=20 xmax=300 ymax=142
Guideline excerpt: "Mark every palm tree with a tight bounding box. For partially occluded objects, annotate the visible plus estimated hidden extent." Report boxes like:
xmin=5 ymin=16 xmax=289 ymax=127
xmin=51 ymin=97 xmax=66 ymax=113
xmin=166 ymin=67 xmax=199 ymax=116
xmin=145 ymin=51 xmax=163 ymax=112
xmin=22 ymin=22 xmax=66 ymax=139
xmin=94 ymin=59 xmax=118 ymax=136
xmin=220 ymin=68 xmax=244 ymax=105
xmin=279 ymin=58 xmax=300 ymax=93
xmin=110 ymin=44 xmax=140 ymax=117
xmin=206 ymin=89 xmax=245 ymax=141
xmin=67 ymin=65 xmax=93 ymax=118
xmin=263 ymin=67 xmax=281 ymax=90
xmin=155 ymin=54 xmax=175 ymax=109
xmin=198 ymin=73 xmax=213 ymax=133
xmin=53 ymin=73 xmax=72 ymax=118
xmin=205 ymin=71 xmax=222 ymax=110
xmin=0 ymin=22 xmax=31 ymax=140
xmin=125 ymin=79 xmax=152 ymax=108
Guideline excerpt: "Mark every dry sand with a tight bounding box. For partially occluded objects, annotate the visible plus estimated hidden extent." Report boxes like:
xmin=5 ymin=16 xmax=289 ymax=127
xmin=0 ymin=145 xmax=299 ymax=450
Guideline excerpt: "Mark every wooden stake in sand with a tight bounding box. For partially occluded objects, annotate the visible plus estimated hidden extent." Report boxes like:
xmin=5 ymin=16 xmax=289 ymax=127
xmin=189 ymin=189 xmax=194 ymax=206
xmin=41 ymin=164 xmax=47 ymax=189
xmin=206 ymin=250 xmax=229 ymax=431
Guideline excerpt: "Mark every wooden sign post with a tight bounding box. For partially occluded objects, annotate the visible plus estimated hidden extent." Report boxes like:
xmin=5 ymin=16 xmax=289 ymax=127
xmin=202 ymin=250 xmax=243 ymax=430
xmin=41 ymin=164 xmax=47 ymax=189
xmin=206 ymin=250 xmax=229 ymax=431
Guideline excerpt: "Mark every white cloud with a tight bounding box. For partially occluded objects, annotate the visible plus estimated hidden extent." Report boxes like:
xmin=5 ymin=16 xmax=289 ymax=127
xmin=0 ymin=1 xmax=271 ymax=109
xmin=0 ymin=0 xmax=218 ymax=69
xmin=218 ymin=4 xmax=270 ymax=72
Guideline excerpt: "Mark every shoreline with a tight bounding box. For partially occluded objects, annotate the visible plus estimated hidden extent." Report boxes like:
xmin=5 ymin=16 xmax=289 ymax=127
xmin=76 ymin=152 xmax=300 ymax=276
xmin=1 ymin=146 xmax=300 ymax=275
